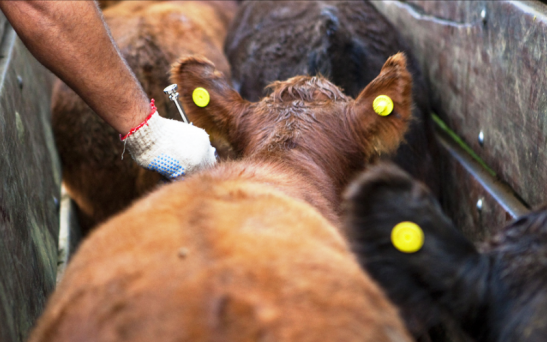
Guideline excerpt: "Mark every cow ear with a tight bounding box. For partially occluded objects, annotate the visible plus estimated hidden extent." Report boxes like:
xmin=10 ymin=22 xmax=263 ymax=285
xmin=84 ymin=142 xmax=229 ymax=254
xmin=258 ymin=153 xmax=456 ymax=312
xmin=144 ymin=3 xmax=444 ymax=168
xmin=344 ymin=163 xmax=486 ymax=338
xmin=170 ymin=56 xmax=250 ymax=143
xmin=350 ymin=53 xmax=413 ymax=157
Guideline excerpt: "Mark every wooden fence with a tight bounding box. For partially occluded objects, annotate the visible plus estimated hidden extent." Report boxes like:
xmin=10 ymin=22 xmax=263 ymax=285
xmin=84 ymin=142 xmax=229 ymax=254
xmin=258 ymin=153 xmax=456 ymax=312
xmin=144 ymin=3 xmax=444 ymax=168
xmin=0 ymin=16 xmax=60 ymax=342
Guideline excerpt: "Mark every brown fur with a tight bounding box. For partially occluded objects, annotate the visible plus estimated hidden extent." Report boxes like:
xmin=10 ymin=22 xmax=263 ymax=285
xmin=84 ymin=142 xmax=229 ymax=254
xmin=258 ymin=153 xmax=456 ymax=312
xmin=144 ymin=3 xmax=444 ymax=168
xmin=225 ymin=0 xmax=440 ymax=198
xmin=172 ymin=53 xmax=413 ymax=220
xmin=97 ymin=0 xmax=120 ymax=10
xmin=30 ymin=54 xmax=415 ymax=341
xmin=29 ymin=164 xmax=411 ymax=342
xmin=52 ymin=1 xmax=237 ymax=234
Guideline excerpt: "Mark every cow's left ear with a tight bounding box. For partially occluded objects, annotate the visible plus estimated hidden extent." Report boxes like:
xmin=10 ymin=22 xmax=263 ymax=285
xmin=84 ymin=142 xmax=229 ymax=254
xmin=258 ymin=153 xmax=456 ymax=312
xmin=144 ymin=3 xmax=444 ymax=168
xmin=171 ymin=56 xmax=250 ymax=142
xmin=344 ymin=162 xmax=483 ymax=337
xmin=350 ymin=52 xmax=413 ymax=156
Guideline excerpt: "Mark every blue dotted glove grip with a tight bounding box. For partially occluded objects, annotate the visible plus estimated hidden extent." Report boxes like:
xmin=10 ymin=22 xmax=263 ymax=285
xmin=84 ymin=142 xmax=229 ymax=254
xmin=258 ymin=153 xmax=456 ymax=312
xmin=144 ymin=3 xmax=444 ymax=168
xmin=148 ymin=154 xmax=185 ymax=179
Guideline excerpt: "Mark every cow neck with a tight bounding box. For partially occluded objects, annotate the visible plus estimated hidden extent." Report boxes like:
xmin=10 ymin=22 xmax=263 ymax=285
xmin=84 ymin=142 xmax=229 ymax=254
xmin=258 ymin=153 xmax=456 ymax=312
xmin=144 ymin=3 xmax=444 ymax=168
xmin=248 ymin=151 xmax=341 ymax=221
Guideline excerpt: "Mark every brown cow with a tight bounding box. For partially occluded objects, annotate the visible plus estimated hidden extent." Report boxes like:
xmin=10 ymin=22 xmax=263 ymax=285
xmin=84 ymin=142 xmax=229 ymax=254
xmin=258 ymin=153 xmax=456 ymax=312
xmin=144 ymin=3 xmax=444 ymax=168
xmin=29 ymin=54 xmax=414 ymax=342
xmin=172 ymin=53 xmax=413 ymax=219
xmin=225 ymin=0 xmax=440 ymax=197
xmin=52 ymin=1 xmax=237 ymax=234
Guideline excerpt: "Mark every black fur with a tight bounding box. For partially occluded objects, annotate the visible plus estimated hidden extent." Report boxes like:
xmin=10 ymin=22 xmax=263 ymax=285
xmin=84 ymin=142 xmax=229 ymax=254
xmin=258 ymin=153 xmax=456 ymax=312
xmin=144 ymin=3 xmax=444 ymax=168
xmin=344 ymin=163 xmax=547 ymax=342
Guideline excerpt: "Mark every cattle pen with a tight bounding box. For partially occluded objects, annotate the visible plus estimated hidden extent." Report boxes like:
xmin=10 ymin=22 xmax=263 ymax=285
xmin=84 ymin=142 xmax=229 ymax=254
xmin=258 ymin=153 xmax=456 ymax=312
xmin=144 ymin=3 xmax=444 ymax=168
xmin=1 ymin=1 xmax=547 ymax=341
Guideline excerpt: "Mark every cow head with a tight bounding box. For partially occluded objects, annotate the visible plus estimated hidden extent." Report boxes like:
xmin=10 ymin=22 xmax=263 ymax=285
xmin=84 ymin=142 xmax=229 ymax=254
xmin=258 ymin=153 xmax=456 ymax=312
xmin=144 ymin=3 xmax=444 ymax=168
xmin=344 ymin=162 xmax=547 ymax=342
xmin=171 ymin=53 xmax=412 ymax=190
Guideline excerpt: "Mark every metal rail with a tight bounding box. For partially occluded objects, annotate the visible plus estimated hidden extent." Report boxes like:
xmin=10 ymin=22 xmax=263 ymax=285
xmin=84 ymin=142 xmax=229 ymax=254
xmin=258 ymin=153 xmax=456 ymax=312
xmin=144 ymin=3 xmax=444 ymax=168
xmin=434 ymin=126 xmax=530 ymax=219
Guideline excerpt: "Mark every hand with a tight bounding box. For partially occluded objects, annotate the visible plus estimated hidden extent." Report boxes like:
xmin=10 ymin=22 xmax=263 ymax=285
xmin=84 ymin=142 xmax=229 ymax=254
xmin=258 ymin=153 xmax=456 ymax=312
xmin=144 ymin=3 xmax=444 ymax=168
xmin=123 ymin=109 xmax=217 ymax=179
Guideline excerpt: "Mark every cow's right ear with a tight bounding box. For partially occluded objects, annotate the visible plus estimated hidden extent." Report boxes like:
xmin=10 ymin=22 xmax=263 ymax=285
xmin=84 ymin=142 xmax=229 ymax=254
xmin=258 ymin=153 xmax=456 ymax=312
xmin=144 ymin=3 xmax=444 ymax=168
xmin=171 ymin=56 xmax=250 ymax=141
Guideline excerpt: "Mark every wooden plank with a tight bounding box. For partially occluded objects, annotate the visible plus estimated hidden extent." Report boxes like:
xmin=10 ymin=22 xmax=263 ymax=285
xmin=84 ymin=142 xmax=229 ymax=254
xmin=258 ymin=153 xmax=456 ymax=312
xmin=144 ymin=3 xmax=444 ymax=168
xmin=0 ymin=14 xmax=7 ymax=47
xmin=0 ymin=22 xmax=60 ymax=342
xmin=436 ymin=129 xmax=521 ymax=243
xmin=401 ymin=1 xmax=485 ymax=23
xmin=372 ymin=1 xmax=547 ymax=209
xmin=434 ymin=115 xmax=529 ymax=216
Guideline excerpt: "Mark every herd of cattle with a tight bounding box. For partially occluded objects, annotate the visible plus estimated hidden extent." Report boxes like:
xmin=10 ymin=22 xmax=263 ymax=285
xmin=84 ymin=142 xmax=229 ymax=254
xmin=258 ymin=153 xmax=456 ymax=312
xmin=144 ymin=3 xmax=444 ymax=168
xmin=28 ymin=1 xmax=547 ymax=341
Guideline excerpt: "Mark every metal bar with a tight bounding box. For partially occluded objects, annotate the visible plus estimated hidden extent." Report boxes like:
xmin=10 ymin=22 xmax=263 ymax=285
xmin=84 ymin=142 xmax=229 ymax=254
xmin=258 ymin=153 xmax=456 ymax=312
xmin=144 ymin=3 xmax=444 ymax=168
xmin=435 ymin=127 xmax=530 ymax=218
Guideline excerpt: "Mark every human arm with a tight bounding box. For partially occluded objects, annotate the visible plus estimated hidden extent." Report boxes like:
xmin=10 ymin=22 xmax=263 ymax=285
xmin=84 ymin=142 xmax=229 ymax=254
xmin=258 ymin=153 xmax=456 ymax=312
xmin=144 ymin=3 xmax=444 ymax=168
xmin=0 ymin=1 xmax=149 ymax=134
xmin=0 ymin=1 xmax=216 ymax=178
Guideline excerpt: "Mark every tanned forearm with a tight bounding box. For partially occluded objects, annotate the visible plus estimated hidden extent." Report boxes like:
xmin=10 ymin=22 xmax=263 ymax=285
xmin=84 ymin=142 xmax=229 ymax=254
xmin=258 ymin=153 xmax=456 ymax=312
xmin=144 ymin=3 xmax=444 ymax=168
xmin=0 ymin=1 xmax=149 ymax=134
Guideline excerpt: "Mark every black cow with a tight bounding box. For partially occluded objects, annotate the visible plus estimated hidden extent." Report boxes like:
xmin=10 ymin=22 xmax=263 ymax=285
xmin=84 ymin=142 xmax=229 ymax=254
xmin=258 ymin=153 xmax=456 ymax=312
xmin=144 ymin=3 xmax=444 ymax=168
xmin=345 ymin=163 xmax=547 ymax=342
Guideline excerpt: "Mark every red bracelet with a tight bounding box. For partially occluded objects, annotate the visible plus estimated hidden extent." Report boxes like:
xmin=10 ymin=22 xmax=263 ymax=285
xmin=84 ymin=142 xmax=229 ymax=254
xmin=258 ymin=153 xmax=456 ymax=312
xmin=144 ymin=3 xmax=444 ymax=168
xmin=120 ymin=99 xmax=157 ymax=141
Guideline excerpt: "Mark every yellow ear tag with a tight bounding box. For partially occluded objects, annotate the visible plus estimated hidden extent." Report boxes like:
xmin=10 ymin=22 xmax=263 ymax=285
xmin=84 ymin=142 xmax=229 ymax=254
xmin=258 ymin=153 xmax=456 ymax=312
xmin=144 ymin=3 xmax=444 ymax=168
xmin=391 ymin=221 xmax=424 ymax=253
xmin=373 ymin=95 xmax=394 ymax=116
xmin=192 ymin=87 xmax=210 ymax=107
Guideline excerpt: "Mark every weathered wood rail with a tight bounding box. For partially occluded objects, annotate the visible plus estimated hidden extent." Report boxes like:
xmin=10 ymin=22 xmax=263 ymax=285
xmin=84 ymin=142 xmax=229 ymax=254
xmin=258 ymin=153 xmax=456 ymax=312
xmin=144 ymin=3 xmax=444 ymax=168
xmin=373 ymin=0 xmax=547 ymax=242
xmin=0 ymin=16 xmax=60 ymax=342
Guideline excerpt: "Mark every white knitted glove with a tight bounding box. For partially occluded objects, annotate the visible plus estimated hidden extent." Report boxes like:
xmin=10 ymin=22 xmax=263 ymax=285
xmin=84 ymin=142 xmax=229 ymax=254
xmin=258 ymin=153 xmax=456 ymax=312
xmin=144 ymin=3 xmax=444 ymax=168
xmin=122 ymin=106 xmax=216 ymax=179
